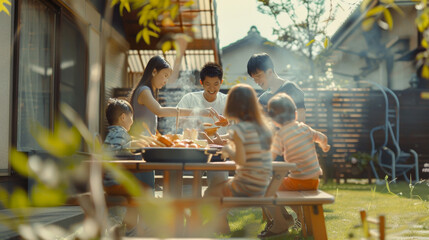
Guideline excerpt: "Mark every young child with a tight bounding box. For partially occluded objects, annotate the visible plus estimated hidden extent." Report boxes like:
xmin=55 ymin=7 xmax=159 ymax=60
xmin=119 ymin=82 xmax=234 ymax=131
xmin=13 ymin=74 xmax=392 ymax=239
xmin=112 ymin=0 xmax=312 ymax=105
xmin=103 ymin=98 xmax=149 ymax=237
xmin=204 ymin=84 xmax=273 ymax=233
xmin=104 ymin=98 xmax=147 ymax=152
xmin=259 ymin=93 xmax=330 ymax=238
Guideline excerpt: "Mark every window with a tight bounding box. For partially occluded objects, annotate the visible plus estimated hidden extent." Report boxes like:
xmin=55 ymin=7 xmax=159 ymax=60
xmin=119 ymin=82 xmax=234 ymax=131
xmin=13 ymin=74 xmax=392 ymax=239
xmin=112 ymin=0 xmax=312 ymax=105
xmin=15 ymin=0 xmax=87 ymax=152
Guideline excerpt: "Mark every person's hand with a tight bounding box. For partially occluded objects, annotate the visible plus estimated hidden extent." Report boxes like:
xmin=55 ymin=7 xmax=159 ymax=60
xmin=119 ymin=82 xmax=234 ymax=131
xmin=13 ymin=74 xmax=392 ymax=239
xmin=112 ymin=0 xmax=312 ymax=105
xmin=131 ymin=139 xmax=149 ymax=148
xmin=211 ymin=133 xmax=227 ymax=145
xmin=221 ymin=140 xmax=235 ymax=160
xmin=322 ymin=144 xmax=331 ymax=152
xmin=204 ymin=107 xmax=221 ymax=121
xmin=214 ymin=115 xmax=229 ymax=127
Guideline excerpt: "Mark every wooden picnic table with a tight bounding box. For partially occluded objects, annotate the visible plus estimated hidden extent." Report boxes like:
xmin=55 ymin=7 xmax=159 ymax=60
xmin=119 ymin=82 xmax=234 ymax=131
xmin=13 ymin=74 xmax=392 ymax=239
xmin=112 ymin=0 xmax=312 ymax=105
xmin=107 ymin=160 xmax=297 ymax=198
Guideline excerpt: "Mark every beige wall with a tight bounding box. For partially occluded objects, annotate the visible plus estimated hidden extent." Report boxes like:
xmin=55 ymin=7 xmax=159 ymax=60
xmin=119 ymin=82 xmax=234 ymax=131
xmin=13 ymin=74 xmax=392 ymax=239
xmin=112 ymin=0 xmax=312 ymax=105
xmin=331 ymin=6 xmax=418 ymax=90
xmin=0 ymin=11 xmax=12 ymax=174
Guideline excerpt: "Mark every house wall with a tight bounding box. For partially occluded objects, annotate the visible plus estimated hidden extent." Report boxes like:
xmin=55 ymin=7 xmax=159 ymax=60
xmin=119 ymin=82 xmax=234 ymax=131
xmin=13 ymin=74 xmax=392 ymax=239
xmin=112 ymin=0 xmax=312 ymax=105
xmin=0 ymin=10 xmax=13 ymax=175
xmin=331 ymin=6 xmax=418 ymax=90
xmin=0 ymin=0 xmax=129 ymax=175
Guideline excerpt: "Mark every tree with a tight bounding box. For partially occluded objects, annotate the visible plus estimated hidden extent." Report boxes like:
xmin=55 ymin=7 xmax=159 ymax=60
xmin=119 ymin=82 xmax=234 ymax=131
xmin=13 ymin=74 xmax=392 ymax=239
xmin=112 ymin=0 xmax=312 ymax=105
xmin=256 ymin=0 xmax=339 ymax=87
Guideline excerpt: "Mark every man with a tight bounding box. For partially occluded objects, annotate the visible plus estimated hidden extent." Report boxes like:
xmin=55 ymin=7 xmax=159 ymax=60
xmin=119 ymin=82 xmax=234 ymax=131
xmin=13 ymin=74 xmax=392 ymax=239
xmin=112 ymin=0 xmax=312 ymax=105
xmin=177 ymin=62 xmax=228 ymax=136
xmin=177 ymin=62 xmax=228 ymax=187
xmin=247 ymin=52 xmax=306 ymax=122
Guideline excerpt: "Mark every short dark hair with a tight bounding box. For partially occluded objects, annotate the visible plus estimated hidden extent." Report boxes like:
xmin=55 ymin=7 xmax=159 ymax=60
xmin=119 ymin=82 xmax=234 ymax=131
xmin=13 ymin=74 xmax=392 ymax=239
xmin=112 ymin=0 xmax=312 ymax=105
xmin=106 ymin=98 xmax=133 ymax=125
xmin=267 ymin=93 xmax=297 ymax=124
xmin=247 ymin=52 xmax=275 ymax=76
xmin=200 ymin=62 xmax=223 ymax=82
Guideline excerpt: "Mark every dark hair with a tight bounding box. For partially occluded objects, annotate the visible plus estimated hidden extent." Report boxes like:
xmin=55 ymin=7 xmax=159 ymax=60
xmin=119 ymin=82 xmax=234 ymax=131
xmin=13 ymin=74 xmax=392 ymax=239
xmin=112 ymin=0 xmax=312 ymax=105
xmin=224 ymin=84 xmax=272 ymax=149
xmin=200 ymin=62 xmax=223 ymax=82
xmin=267 ymin=93 xmax=297 ymax=124
xmin=106 ymin=98 xmax=133 ymax=125
xmin=247 ymin=52 xmax=275 ymax=76
xmin=130 ymin=55 xmax=171 ymax=105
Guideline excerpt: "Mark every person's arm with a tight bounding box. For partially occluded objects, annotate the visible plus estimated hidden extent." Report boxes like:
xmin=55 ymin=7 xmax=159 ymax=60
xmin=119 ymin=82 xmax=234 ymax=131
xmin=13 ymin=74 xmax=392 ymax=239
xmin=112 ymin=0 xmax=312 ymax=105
xmin=167 ymin=34 xmax=190 ymax=86
xmin=137 ymin=88 xmax=219 ymax=118
xmin=311 ymin=128 xmax=330 ymax=152
xmin=271 ymin=132 xmax=284 ymax=161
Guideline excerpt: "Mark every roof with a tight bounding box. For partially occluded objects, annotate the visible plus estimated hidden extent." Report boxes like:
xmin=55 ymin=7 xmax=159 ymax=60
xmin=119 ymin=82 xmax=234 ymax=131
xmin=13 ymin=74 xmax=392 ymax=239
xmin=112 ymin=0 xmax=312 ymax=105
xmin=221 ymin=26 xmax=274 ymax=53
xmin=124 ymin=0 xmax=221 ymax=73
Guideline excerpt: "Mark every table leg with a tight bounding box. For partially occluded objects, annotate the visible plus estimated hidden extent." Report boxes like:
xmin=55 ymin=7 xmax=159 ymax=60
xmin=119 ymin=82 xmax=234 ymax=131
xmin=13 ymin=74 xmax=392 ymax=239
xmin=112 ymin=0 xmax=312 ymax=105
xmin=192 ymin=170 xmax=203 ymax=197
xmin=303 ymin=205 xmax=328 ymax=240
xmin=164 ymin=170 xmax=183 ymax=197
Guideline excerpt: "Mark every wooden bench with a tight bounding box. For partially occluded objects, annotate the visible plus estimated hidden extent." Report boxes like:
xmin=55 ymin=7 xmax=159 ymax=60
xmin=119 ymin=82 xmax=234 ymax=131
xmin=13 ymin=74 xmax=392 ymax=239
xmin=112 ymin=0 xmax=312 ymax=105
xmin=200 ymin=162 xmax=335 ymax=240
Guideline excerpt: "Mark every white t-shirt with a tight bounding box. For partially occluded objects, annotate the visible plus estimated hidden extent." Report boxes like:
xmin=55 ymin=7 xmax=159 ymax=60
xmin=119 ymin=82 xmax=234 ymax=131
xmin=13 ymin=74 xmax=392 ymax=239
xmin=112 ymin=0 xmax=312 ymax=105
xmin=177 ymin=91 xmax=228 ymax=135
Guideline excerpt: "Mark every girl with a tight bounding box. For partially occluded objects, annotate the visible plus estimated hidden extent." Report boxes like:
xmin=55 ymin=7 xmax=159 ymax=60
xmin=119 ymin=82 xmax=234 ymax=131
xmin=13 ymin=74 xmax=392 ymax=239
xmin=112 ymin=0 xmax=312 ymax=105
xmin=204 ymin=83 xmax=273 ymax=232
xmin=129 ymin=55 xmax=220 ymax=190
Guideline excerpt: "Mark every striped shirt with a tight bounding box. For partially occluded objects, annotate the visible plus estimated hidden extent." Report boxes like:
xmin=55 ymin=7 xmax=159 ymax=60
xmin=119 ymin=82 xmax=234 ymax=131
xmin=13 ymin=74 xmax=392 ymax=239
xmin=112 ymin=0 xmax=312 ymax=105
xmin=272 ymin=121 xmax=328 ymax=180
xmin=228 ymin=121 xmax=273 ymax=197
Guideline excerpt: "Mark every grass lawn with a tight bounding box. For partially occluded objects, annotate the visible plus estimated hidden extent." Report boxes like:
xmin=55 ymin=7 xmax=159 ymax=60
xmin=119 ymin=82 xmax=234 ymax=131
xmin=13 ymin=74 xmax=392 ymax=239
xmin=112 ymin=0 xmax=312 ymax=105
xmin=224 ymin=179 xmax=429 ymax=239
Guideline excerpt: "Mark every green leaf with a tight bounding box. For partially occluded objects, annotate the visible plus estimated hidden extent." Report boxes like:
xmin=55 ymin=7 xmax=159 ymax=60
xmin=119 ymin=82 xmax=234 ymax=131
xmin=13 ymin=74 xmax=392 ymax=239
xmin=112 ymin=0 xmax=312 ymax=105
xmin=0 ymin=0 xmax=11 ymax=15
xmin=32 ymin=120 xmax=81 ymax=158
xmin=10 ymin=149 xmax=33 ymax=177
xmin=103 ymin=162 xmax=143 ymax=197
xmin=147 ymin=29 xmax=159 ymax=38
xmin=31 ymin=184 xmax=66 ymax=207
xmin=360 ymin=0 xmax=373 ymax=12
xmin=110 ymin=0 xmax=120 ymax=7
xmin=0 ymin=187 xmax=9 ymax=208
xmin=391 ymin=3 xmax=405 ymax=16
xmin=383 ymin=9 xmax=393 ymax=30
xmin=163 ymin=0 xmax=171 ymax=9
xmin=306 ymin=39 xmax=315 ymax=47
xmin=136 ymin=30 xmax=143 ymax=43
xmin=150 ymin=0 xmax=159 ymax=6
xmin=380 ymin=0 xmax=394 ymax=4
xmin=162 ymin=41 xmax=172 ymax=53
xmin=9 ymin=188 xmax=30 ymax=209
xmin=362 ymin=17 xmax=375 ymax=31
xmin=171 ymin=4 xmax=179 ymax=19
xmin=143 ymin=28 xmax=150 ymax=45
xmin=184 ymin=0 xmax=195 ymax=7
xmin=149 ymin=22 xmax=161 ymax=32
xmin=324 ymin=37 xmax=330 ymax=48
xmin=422 ymin=65 xmax=429 ymax=79
xmin=366 ymin=5 xmax=385 ymax=18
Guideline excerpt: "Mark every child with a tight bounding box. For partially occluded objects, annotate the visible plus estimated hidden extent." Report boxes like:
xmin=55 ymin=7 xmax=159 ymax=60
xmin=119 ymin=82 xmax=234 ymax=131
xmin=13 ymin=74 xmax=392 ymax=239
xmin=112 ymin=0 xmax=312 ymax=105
xmin=103 ymin=98 xmax=149 ymax=237
xmin=259 ymin=93 xmax=330 ymax=238
xmin=104 ymin=98 xmax=147 ymax=152
xmin=204 ymin=84 xmax=273 ymax=233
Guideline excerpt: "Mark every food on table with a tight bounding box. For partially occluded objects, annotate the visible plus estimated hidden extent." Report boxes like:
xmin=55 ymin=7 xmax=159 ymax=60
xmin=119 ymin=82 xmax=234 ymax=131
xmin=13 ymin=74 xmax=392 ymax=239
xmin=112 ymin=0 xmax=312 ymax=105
xmin=214 ymin=115 xmax=228 ymax=127
xmin=204 ymin=126 xmax=220 ymax=136
xmin=138 ymin=133 xmax=205 ymax=148
xmin=203 ymin=122 xmax=213 ymax=127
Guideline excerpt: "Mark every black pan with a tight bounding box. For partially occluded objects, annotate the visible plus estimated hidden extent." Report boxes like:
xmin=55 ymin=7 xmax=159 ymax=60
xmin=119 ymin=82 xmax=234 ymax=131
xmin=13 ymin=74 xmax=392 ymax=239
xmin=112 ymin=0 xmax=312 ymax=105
xmin=135 ymin=147 xmax=222 ymax=163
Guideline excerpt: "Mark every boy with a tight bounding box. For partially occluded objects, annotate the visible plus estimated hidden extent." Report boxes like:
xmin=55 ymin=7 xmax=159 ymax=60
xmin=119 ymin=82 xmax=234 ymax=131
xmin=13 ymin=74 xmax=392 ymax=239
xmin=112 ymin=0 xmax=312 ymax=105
xmin=104 ymin=98 xmax=147 ymax=151
xmin=177 ymin=62 xmax=228 ymax=187
xmin=247 ymin=52 xmax=306 ymax=122
xmin=104 ymin=98 xmax=149 ymax=237
xmin=259 ymin=93 xmax=330 ymax=238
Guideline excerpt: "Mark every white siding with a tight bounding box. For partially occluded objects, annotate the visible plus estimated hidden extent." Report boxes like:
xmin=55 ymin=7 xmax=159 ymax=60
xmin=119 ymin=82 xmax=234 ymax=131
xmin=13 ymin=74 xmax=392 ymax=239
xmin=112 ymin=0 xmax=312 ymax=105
xmin=0 ymin=10 xmax=12 ymax=174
